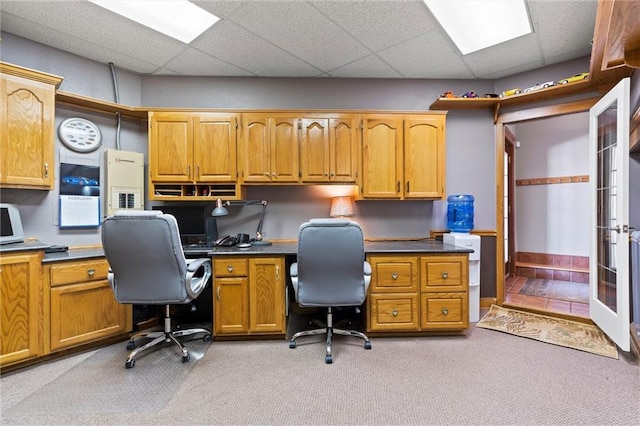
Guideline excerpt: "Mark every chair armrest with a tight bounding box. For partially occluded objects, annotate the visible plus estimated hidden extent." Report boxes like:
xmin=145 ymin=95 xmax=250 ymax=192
xmin=290 ymin=262 xmax=298 ymax=278
xmin=186 ymin=258 xmax=210 ymax=272
xmin=185 ymin=258 xmax=212 ymax=300
xmin=364 ymin=261 xmax=371 ymax=276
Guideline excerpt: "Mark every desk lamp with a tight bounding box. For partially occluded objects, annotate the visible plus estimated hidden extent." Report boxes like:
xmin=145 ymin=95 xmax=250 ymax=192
xmin=329 ymin=196 xmax=355 ymax=218
xmin=212 ymin=199 xmax=272 ymax=245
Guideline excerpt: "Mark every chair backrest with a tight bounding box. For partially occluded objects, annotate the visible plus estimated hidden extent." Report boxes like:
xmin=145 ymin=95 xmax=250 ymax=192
xmin=296 ymin=218 xmax=366 ymax=307
xmin=101 ymin=210 xmax=191 ymax=304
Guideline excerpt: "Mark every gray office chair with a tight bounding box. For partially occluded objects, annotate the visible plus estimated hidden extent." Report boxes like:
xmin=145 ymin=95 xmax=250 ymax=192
xmin=289 ymin=218 xmax=372 ymax=363
xmin=101 ymin=210 xmax=212 ymax=368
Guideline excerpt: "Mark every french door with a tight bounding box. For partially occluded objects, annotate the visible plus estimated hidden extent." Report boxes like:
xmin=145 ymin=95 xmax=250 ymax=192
xmin=589 ymin=78 xmax=630 ymax=352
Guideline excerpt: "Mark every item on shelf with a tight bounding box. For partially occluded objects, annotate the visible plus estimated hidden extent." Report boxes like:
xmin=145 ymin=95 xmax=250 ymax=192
xmin=523 ymin=81 xmax=556 ymax=93
xmin=500 ymin=88 xmax=522 ymax=97
xmin=557 ymin=72 xmax=589 ymax=84
xmin=461 ymin=91 xmax=479 ymax=98
xmin=483 ymin=93 xmax=499 ymax=98
xmin=440 ymin=91 xmax=457 ymax=98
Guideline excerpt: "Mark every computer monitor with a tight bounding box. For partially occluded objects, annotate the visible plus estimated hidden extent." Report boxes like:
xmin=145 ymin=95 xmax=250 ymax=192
xmin=152 ymin=205 xmax=210 ymax=245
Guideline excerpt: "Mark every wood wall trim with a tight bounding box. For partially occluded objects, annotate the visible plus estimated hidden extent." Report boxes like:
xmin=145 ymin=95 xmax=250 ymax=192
xmin=430 ymin=230 xmax=497 ymax=239
xmin=631 ymin=104 xmax=640 ymax=153
xmin=0 ymin=61 xmax=63 ymax=88
xmin=497 ymin=97 xmax=601 ymax=124
xmin=516 ymin=175 xmax=589 ymax=186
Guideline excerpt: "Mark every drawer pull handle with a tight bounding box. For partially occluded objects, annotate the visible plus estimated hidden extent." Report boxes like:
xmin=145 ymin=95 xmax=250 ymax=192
xmin=216 ymin=286 xmax=220 ymax=301
xmin=441 ymin=272 xmax=448 ymax=279
xmin=227 ymin=265 xmax=234 ymax=272
xmin=442 ymin=307 xmax=449 ymax=315
xmin=392 ymin=309 xmax=399 ymax=317
xmin=87 ymin=269 xmax=95 ymax=277
xmin=391 ymin=273 xmax=398 ymax=280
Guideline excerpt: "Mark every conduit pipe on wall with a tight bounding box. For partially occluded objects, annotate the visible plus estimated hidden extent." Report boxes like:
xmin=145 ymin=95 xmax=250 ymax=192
xmin=108 ymin=62 xmax=122 ymax=151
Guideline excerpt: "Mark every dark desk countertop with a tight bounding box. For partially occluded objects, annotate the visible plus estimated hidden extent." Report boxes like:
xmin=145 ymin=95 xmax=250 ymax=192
xmin=204 ymin=240 xmax=473 ymax=256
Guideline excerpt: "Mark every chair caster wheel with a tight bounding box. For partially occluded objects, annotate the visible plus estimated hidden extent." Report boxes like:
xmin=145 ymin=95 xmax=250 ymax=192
xmin=364 ymin=341 xmax=372 ymax=350
xmin=289 ymin=341 xmax=297 ymax=349
xmin=126 ymin=341 xmax=135 ymax=350
xmin=125 ymin=359 xmax=135 ymax=369
xmin=182 ymin=354 xmax=190 ymax=363
xmin=325 ymin=355 xmax=333 ymax=364
xmin=203 ymin=334 xmax=212 ymax=343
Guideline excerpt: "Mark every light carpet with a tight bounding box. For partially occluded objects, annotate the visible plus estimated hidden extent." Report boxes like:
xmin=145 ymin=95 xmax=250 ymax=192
xmin=477 ymin=304 xmax=618 ymax=359
xmin=3 ymin=337 xmax=210 ymax=416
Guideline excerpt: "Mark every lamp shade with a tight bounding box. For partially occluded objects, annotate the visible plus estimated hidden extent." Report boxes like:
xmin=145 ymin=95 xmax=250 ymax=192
xmin=211 ymin=198 xmax=229 ymax=217
xmin=330 ymin=196 xmax=354 ymax=217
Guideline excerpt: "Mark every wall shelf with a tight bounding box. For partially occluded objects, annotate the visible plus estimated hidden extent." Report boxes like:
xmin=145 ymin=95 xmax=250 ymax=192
xmin=56 ymin=90 xmax=148 ymax=120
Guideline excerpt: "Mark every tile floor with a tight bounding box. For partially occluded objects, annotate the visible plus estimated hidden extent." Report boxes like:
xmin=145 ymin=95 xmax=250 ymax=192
xmin=504 ymin=275 xmax=590 ymax=317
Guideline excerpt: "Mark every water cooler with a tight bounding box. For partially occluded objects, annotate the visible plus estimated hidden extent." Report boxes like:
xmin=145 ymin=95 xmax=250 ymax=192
xmin=444 ymin=194 xmax=479 ymax=322
xmin=443 ymin=232 xmax=481 ymax=323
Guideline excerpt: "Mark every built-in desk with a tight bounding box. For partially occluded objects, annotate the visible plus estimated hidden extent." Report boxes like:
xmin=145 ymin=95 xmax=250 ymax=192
xmin=205 ymin=240 xmax=473 ymax=338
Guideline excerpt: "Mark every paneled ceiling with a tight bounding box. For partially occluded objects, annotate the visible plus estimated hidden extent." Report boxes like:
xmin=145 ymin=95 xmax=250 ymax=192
xmin=0 ymin=0 xmax=598 ymax=79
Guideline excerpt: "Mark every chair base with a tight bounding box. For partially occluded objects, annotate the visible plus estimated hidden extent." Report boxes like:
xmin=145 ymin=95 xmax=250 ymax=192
xmin=124 ymin=305 xmax=212 ymax=368
xmin=289 ymin=307 xmax=371 ymax=364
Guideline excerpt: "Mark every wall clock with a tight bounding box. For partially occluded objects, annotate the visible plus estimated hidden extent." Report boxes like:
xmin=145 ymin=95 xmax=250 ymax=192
xmin=57 ymin=117 xmax=102 ymax=153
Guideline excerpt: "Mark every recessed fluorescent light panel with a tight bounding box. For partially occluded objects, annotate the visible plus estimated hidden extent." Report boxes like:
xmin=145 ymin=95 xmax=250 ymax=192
xmin=89 ymin=0 xmax=219 ymax=44
xmin=423 ymin=0 xmax=532 ymax=55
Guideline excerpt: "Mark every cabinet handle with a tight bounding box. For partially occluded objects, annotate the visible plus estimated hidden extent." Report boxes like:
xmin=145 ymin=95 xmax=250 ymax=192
xmin=216 ymin=286 xmax=220 ymax=301
xmin=196 ymin=165 xmax=200 ymax=178
xmin=187 ymin=166 xmax=191 ymax=178
xmin=87 ymin=269 xmax=95 ymax=277
xmin=392 ymin=309 xmax=399 ymax=317
xmin=276 ymin=265 xmax=280 ymax=280
xmin=391 ymin=273 xmax=398 ymax=280
xmin=271 ymin=172 xmax=276 ymax=177
xmin=441 ymin=272 xmax=448 ymax=279
xmin=44 ymin=163 xmax=49 ymax=178
xmin=406 ymin=181 xmax=409 ymax=193
xmin=227 ymin=265 xmax=234 ymax=272
xmin=442 ymin=307 xmax=449 ymax=315
xmin=397 ymin=181 xmax=400 ymax=193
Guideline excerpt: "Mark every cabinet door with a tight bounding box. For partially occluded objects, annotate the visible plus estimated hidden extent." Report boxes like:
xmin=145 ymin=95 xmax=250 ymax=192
xmin=0 ymin=252 xmax=42 ymax=366
xmin=1 ymin=75 xmax=55 ymax=189
xmin=330 ymin=116 xmax=358 ymax=183
xmin=248 ymin=257 xmax=285 ymax=333
xmin=368 ymin=293 xmax=420 ymax=332
xmin=270 ymin=117 xmax=299 ymax=182
xmin=361 ymin=116 xmax=403 ymax=198
xmin=241 ymin=115 xmax=271 ymax=182
xmin=300 ymin=118 xmax=330 ymax=182
xmin=49 ymin=280 xmax=129 ymax=351
xmin=194 ymin=113 xmax=237 ymax=182
xmin=421 ymin=255 xmax=468 ymax=293
xmin=404 ymin=116 xmax=445 ymax=199
xmin=214 ymin=277 xmax=249 ymax=334
xmin=420 ymin=293 xmax=468 ymax=330
xmin=149 ymin=112 xmax=193 ymax=182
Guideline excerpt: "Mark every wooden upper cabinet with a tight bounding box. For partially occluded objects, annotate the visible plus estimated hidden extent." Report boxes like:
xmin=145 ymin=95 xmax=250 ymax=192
xmin=361 ymin=114 xmax=446 ymax=200
xmin=300 ymin=115 xmax=358 ymax=183
xmin=149 ymin=111 xmax=237 ymax=183
xmin=194 ymin=113 xmax=237 ymax=182
xmin=404 ymin=116 xmax=445 ymax=199
xmin=149 ymin=112 xmax=192 ymax=182
xmin=361 ymin=116 xmax=404 ymax=198
xmin=0 ymin=64 xmax=62 ymax=190
xmin=240 ymin=114 xmax=299 ymax=183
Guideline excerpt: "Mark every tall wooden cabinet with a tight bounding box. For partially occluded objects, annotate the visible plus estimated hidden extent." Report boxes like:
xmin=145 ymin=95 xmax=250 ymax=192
xmin=148 ymin=111 xmax=239 ymax=199
xmin=0 ymin=251 xmax=43 ymax=366
xmin=213 ymin=256 xmax=286 ymax=336
xmin=240 ymin=114 xmax=300 ymax=183
xmin=0 ymin=63 xmax=62 ymax=190
xmin=361 ymin=113 xmax=446 ymax=199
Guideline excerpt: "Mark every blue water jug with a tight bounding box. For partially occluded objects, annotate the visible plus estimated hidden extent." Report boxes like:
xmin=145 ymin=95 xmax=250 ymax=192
xmin=447 ymin=195 xmax=474 ymax=233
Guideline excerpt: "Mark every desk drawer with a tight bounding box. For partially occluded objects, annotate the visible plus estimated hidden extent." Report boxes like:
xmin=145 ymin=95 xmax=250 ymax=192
xmin=420 ymin=293 xmax=468 ymax=330
xmin=421 ymin=256 xmax=466 ymax=292
xmin=368 ymin=293 xmax=419 ymax=332
xmin=368 ymin=256 xmax=418 ymax=293
xmin=214 ymin=258 xmax=248 ymax=277
xmin=50 ymin=259 xmax=109 ymax=287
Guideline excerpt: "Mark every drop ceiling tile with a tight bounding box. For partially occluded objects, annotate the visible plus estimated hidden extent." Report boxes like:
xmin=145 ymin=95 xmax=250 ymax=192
xmin=329 ymin=54 xmax=403 ymax=79
xmin=191 ymin=0 xmax=249 ymax=19
xmin=528 ymin=0 xmax=596 ymax=60
xmin=192 ymin=20 xmax=322 ymax=77
xmin=462 ymin=34 xmax=544 ymax=79
xmin=161 ymin=47 xmax=253 ymax=76
xmin=227 ymin=1 xmax=371 ymax=72
xmin=378 ymin=30 xmax=474 ymax=79
xmin=0 ymin=12 xmax=162 ymax=74
xmin=309 ymin=0 xmax=436 ymax=52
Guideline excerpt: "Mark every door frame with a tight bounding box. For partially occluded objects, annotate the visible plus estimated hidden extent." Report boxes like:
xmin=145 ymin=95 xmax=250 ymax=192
xmin=504 ymin=127 xmax=517 ymax=278
xmin=494 ymin=97 xmax=601 ymax=307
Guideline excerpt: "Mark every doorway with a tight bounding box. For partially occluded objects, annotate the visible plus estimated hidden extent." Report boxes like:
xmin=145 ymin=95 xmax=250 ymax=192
xmin=496 ymin=98 xmax=601 ymax=318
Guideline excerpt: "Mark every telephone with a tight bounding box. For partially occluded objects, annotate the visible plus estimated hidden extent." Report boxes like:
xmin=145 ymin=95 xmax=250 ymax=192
xmin=215 ymin=235 xmax=238 ymax=246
